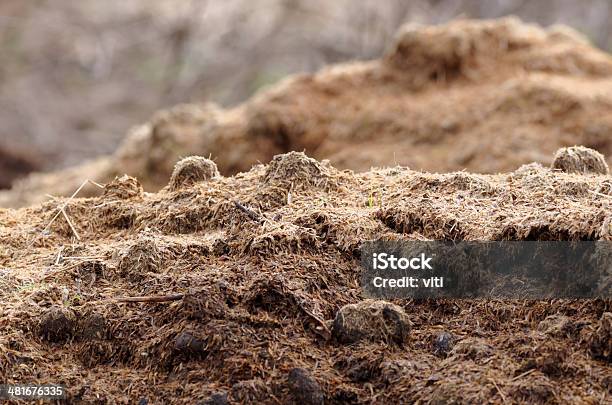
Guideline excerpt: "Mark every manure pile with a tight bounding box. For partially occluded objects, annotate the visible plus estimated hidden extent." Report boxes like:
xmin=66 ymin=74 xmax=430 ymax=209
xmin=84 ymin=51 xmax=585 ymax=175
xmin=0 ymin=151 xmax=610 ymax=403
xmin=4 ymin=17 xmax=612 ymax=208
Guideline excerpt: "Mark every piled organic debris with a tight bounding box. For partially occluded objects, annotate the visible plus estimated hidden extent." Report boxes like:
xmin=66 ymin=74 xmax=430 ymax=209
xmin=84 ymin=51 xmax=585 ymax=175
xmin=0 ymin=150 xmax=610 ymax=403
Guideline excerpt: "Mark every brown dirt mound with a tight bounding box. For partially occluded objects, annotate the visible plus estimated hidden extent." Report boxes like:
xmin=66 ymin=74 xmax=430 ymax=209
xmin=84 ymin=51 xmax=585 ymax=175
xmin=4 ymin=17 xmax=612 ymax=208
xmin=0 ymin=152 xmax=610 ymax=403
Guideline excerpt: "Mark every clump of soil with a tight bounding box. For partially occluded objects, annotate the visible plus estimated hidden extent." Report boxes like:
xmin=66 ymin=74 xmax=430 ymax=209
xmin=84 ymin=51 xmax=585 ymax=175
xmin=168 ymin=156 xmax=220 ymax=191
xmin=332 ymin=300 xmax=410 ymax=345
xmin=551 ymin=146 xmax=610 ymax=174
xmin=38 ymin=306 xmax=77 ymax=343
xmin=432 ymin=331 xmax=455 ymax=356
xmin=287 ymin=368 xmax=325 ymax=405
xmin=0 ymin=151 xmax=610 ymax=403
xmin=4 ymin=17 xmax=612 ymax=208
xmin=173 ymin=331 xmax=206 ymax=356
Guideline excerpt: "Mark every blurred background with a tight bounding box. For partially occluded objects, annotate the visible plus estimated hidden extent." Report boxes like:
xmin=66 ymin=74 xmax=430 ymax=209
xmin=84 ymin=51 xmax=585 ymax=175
xmin=2 ymin=0 xmax=612 ymax=188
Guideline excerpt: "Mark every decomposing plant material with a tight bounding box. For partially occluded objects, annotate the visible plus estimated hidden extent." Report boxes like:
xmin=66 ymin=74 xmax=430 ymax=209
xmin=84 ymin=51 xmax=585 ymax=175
xmin=2 ymin=13 xmax=612 ymax=401
xmin=0 ymin=150 xmax=611 ymax=403
xmin=585 ymin=312 xmax=612 ymax=361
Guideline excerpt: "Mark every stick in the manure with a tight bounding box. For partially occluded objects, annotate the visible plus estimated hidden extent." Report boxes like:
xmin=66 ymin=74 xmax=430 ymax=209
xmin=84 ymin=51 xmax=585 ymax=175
xmin=234 ymin=200 xmax=263 ymax=223
xmin=42 ymin=179 xmax=104 ymax=233
xmin=60 ymin=207 xmax=80 ymax=241
xmin=113 ymin=294 xmax=185 ymax=303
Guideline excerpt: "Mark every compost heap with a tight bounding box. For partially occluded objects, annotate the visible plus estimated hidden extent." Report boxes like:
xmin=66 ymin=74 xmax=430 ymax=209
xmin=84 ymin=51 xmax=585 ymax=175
xmin=0 ymin=149 xmax=610 ymax=404
xmin=3 ymin=16 xmax=612 ymax=208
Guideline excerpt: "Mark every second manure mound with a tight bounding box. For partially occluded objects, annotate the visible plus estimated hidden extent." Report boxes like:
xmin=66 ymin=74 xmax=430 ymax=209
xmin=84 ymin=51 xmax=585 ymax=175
xmin=4 ymin=17 xmax=612 ymax=207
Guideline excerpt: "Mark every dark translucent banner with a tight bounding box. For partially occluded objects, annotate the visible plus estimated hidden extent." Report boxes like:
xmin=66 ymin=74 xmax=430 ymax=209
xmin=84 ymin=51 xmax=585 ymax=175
xmin=361 ymin=241 xmax=612 ymax=299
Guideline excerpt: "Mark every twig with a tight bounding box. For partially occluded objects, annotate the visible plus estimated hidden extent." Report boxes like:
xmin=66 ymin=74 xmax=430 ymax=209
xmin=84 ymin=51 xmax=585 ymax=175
xmin=60 ymin=207 xmax=80 ymax=241
xmin=589 ymin=190 xmax=612 ymax=199
xmin=42 ymin=179 xmax=104 ymax=234
xmin=54 ymin=247 xmax=64 ymax=265
xmin=511 ymin=368 xmax=535 ymax=381
xmin=112 ymin=294 xmax=185 ymax=303
xmin=490 ymin=379 xmax=507 ymax=404
xmin=234 ymin=200 xmax=263 ymax=223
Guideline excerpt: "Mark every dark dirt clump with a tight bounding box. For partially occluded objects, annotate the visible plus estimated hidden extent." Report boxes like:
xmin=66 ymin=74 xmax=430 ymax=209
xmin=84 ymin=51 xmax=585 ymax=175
xmin=432 ymin=331 xmax=454 ymax=356
xmin=38 ymin=306 xmax=77 ymax=343
xmin=204 ymin=392 xmax=229 ymax=405
xmin=287 ymin=368 xmax=325 ymax=405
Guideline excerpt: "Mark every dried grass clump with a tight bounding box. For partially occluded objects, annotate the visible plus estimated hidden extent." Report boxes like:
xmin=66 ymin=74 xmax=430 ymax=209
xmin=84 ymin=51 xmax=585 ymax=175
xmin=551 ymin=146 xmax=609 ymax=175
xmin=168 ymin=156 xmax=220 ymax=191
xmin=38 ymin=306 xmax=76 ymax=343
xmin=117 ymin=237 xmax=162 ymax=282
xmin=248 ymin=222 xmax=319 ymax=255
xmin=586 ymin=312 xmax=612 ymax=361
xmin=103 ymin=175 xmax=143 ymax=199
xmin=332 ymin=300 xmax=410 ymax=345
xmin=386 ymin=17 xmax=612 ymax=84
xmin=263 ymin=151 xmax=332 ymax=189
xmin=508 ymin=373 xmax=556 ymax=403
xmin=537 ymin=314 xmax=574 ymax=338
xmin=451 ymin=337 xmax=495 ymax=360
xmin=512 ymin=162 xmax=546 ymax=177
xmin=230 ymin=379 xmax=271 ymax=403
